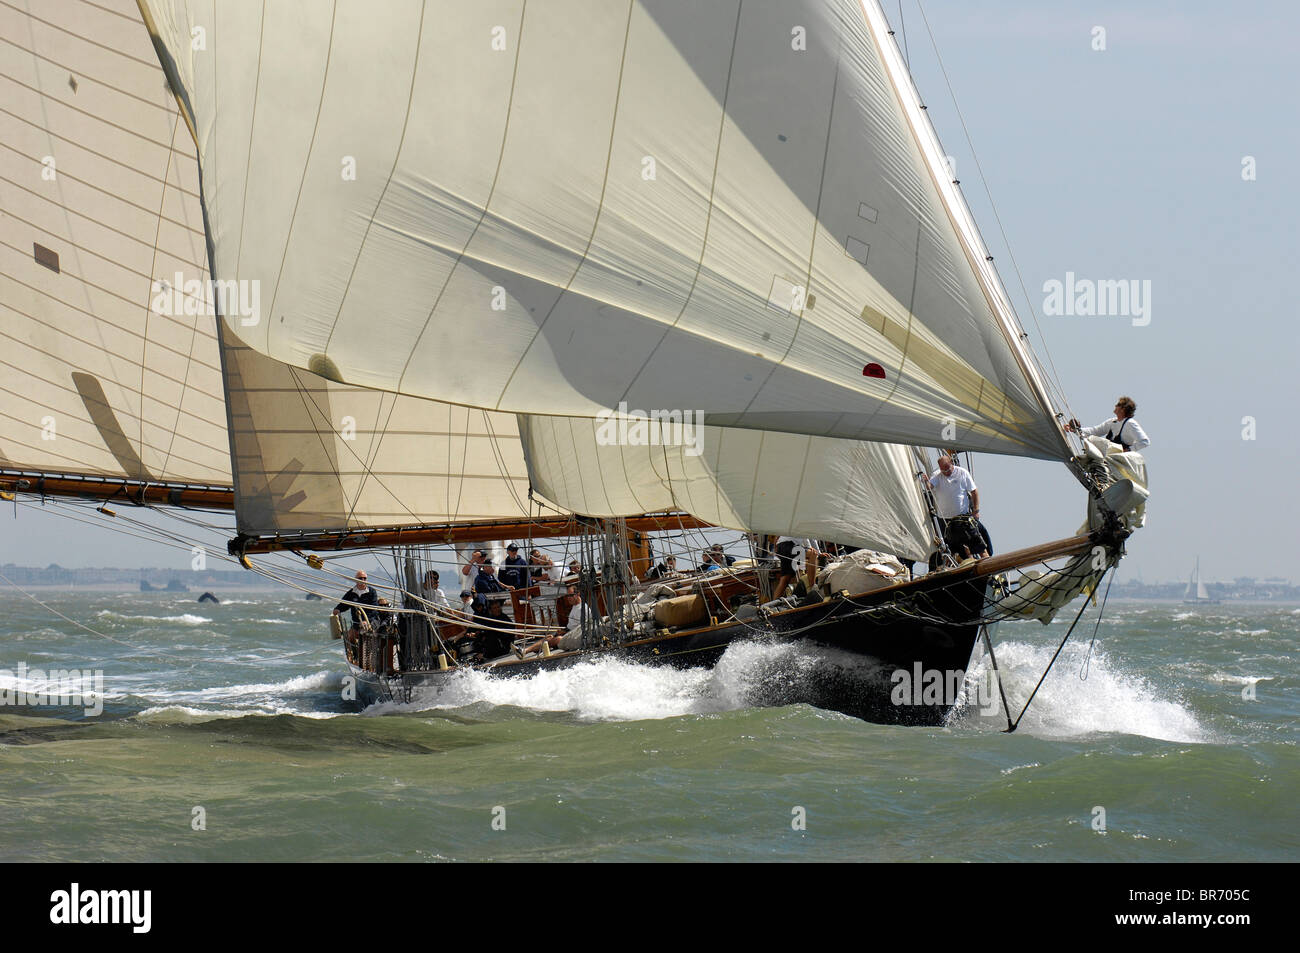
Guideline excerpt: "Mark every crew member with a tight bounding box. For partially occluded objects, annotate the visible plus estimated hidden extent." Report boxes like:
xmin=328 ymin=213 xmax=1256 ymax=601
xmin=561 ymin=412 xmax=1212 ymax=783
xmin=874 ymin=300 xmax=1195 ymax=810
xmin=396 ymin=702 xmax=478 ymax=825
xmin=920 ymin=455 xmax=988 ymax=560
xmin=1066 ymin=396 xmax=1151 ymax=452
xmin=331 ymin=571 xmax=391 ymax=671
xmin=499 ymin=543 xmax=528 ymax=588
xmin=773 ymin=537 xmax=819 ymax=599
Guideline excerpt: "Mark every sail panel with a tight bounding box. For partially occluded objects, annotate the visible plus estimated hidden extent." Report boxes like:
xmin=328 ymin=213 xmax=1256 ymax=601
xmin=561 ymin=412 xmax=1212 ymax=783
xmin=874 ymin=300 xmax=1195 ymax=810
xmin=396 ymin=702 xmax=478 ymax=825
xmin=0 ymin=0 xmax=229 ymax=486
xmin=142 ymin=0 xmax=1069 ymax=460
xmin=518 ymin=415 xmax=934 ymax=561
xmin=220 ymin=327 xmax=542 ymax=535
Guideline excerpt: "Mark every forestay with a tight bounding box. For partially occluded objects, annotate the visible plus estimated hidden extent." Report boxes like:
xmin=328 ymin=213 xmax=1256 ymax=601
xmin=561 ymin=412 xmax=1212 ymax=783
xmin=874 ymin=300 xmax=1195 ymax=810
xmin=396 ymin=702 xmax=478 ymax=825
xmin=142 ymin=0 xmax=1069 ymax=459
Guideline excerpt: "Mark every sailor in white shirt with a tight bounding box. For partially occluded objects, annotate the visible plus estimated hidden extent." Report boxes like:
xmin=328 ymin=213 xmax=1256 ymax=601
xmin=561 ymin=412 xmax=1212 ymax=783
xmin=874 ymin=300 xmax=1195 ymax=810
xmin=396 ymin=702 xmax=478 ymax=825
xmin=920 ymin=455 xmax=989 ymax=560
xmin=1066 ymin=396 xmax=1150 ymax=452
xmin=522 ymin=588 xmax=589 ymax=656
xmin=923 ymin=457 xmax=978 ymax=520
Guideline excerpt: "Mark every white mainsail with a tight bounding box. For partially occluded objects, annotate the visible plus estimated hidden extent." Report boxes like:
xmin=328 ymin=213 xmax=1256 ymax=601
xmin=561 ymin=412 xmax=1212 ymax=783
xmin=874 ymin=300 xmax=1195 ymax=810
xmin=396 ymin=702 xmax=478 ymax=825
xmin=140 ymin=0 xmax=1069 ymax=460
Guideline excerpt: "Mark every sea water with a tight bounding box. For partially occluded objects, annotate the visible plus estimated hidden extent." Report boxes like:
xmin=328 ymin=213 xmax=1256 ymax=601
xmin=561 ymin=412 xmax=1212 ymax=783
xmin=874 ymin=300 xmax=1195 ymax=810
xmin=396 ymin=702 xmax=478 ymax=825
xmin=0 ymin=591 xmax=1295 ymax=861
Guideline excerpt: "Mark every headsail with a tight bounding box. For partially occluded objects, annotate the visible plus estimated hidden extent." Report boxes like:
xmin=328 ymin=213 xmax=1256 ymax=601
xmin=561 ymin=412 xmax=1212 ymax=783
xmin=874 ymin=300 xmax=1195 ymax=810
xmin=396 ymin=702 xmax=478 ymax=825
xmin=519 ymin=416 xmax=933 ymax=561
xmin=141 ymin=0 xmax=1069 ymax=460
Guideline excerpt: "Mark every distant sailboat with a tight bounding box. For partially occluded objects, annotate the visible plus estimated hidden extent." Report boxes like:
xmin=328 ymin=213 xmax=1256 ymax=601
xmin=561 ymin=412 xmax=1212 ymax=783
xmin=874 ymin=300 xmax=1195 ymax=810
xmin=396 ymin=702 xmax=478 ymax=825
xmin=1183 ymin=559 xmax=1219 ymax=605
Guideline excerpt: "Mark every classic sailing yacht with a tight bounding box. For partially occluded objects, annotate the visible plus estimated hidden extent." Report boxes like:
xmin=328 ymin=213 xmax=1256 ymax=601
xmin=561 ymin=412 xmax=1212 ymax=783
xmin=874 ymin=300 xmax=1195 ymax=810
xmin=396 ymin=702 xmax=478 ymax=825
xmin=1 ymin=0 xmax=1148 ymax=725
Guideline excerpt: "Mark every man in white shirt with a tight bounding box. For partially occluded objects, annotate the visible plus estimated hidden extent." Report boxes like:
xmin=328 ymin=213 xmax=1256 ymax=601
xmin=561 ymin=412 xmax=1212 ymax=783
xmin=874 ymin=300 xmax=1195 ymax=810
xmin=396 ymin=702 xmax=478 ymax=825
xmin=523 ymin=588 xmax=589 ymax=655
xmin=461 ymin=549 xmax=487 ymax=592
xmin=921 ymin=456 xmax=988 ymax=560
xmin=1066 ymin=396 xmax=1151 ymax=452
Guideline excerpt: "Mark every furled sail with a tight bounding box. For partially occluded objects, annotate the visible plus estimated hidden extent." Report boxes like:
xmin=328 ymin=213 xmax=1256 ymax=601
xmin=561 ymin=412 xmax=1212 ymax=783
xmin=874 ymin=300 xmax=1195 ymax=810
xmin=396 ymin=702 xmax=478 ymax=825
xmin=141 ymin=0 xmax=1069 ymax=460
xmin=0 ymin=0 xmax=228 ymax=488
xmin=519 ymin=415 xmax=933 ymax=561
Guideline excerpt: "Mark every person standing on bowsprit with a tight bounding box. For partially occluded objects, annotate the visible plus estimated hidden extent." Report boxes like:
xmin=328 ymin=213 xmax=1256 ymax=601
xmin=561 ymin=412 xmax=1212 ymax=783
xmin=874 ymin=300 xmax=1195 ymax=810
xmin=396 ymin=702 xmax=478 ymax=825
xmin=1066 ymin=395 xmax=1151 ymax=452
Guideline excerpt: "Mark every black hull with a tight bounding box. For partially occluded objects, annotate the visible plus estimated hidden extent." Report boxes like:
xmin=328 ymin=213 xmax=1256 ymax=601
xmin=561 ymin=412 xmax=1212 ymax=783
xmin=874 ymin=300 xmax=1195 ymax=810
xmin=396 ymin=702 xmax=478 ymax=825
xmin=352 ymin=575 xmax=989 ymax=726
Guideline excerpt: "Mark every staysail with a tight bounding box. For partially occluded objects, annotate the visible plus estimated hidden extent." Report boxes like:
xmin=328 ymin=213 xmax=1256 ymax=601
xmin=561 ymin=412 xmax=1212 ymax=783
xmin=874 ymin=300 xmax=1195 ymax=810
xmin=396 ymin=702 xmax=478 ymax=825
xmin=140 ymin=0 xmax=1070 ymax=460
xmin=519 ymin=415 xmax=932 ymax=560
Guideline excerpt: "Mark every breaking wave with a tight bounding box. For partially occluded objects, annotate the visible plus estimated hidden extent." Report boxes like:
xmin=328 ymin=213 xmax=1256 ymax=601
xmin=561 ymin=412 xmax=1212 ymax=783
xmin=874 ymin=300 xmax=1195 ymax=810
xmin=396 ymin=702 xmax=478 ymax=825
xmin=959 ymin=640 xmax=1206 ymax=743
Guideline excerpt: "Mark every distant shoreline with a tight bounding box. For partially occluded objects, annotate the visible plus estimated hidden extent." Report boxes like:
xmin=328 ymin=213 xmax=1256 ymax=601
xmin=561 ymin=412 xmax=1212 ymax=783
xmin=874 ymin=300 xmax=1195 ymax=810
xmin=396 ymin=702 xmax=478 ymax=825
xmin=0 ymin=584 xmax=291 ymax=592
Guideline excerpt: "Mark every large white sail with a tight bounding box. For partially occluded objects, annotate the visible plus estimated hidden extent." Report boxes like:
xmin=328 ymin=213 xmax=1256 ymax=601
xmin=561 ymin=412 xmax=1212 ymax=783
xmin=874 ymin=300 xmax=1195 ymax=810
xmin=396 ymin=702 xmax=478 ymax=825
xmin=0 ymin=0 xmax=228 ymax=486
xmin=519 ymin=415 xmax=933 ymax=560
xmin=140 ymin=0 xmax=1069 ymax=460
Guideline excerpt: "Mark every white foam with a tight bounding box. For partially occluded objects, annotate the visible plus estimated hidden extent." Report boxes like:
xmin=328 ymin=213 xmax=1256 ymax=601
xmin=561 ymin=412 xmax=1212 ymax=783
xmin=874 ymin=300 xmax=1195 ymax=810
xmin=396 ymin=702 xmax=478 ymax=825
xmin=387 ymin=657 xmax=718 ymax=721
xmin=963 ymin=640 xmax=1206 ymax=743
xmin=141 ymin=670 xmax=336 ymax=704
xmin=383 ymin=639 xmax=871 ymax=722
xmin=1208 ymin=673 xmax=1274 ymax=687
xmin=95 ymin=611 xmax=212 ymax=625
xmin=135 ymin=704 xmax=338 ymax=723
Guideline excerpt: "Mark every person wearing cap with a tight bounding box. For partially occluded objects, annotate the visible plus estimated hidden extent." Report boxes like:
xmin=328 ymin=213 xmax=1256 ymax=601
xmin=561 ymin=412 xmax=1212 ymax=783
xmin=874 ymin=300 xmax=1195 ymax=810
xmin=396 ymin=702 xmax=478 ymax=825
xmin=499 ymin=543 xmax=528 ymax=588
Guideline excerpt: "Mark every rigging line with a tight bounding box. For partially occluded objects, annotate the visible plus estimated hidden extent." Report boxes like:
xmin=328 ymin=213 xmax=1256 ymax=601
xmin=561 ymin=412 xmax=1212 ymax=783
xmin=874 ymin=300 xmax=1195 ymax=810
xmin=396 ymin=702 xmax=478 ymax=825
xmin=259 ymin=0 xmax=340 ymax=329
xmin=0 ymin=568 xmax=318 ymax=664
xmin=321 ymin=0 xmax=427 ymax=357
xmin=278 ymin=366 xmax=427 ymax=531
xmin=979 ymin=624 xmax=1013 ymax=731
xmin=1006 ymin=580 xmax=1095 ymax=733
xmin=495 ymin=1 xmax=639 ymax=407
xmin=912 ymin=0 xmax=1074 ymax=420
xmin=11 ymin=498 xmax=230 ymax=556
xmin=155 ymin=116 xmax=208 ymax=481
xmin=1080 ymin=564 xmax=1116 ymax=680
xmin=896 ymin=0 xmax=909 ymax=67
xmin=615 ymin=0 xmax=744 ymax=406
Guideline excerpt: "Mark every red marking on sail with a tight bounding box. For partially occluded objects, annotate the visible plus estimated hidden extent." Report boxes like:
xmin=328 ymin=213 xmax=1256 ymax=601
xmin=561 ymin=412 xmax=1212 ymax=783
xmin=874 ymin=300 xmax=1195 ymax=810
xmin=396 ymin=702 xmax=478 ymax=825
xmin=862 ymin=363 xmax=886 ymax=379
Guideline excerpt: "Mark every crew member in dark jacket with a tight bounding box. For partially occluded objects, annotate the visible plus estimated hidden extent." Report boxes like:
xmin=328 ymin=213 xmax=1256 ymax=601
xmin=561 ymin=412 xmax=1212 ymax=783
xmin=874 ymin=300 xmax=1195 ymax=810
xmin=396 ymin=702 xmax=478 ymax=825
xmin=499 ymin=543 xmax=528 ymax=588
xmin=332 ymin=570 xmax=392 ymax=672
xmin=332 ymin=570 xmax=387 ymax=626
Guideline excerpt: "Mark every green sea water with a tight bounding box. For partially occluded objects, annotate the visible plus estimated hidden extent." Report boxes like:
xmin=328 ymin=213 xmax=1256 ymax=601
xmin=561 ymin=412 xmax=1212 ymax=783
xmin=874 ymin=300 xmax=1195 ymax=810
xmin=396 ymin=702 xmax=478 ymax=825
xmin=1 ymin=591 xmax=1295 ymax=862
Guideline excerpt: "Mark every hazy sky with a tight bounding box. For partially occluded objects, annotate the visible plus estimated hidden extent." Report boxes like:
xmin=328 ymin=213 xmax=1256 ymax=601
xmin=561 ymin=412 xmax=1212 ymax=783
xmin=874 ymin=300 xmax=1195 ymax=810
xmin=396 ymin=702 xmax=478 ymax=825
xmin=3 ymin=0 xmax=1296 ymax=584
